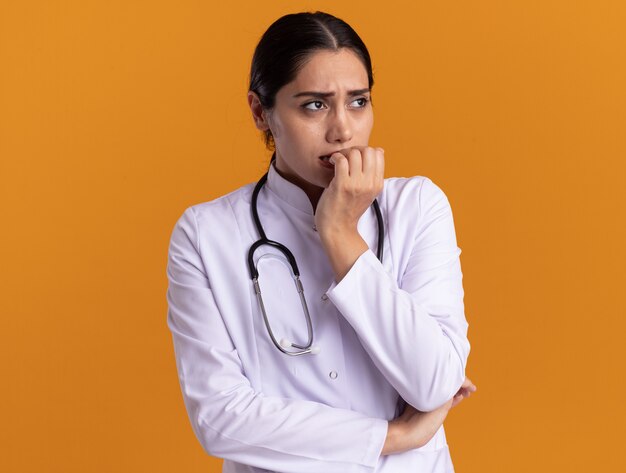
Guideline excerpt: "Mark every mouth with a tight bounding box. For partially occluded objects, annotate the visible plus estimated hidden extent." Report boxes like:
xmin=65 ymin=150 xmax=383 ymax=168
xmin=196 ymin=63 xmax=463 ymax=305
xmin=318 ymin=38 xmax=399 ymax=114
xmin=319 ymin=154 xmax=335 ymax=169
xmin=319 ymin=154 xmax=335 ymax=163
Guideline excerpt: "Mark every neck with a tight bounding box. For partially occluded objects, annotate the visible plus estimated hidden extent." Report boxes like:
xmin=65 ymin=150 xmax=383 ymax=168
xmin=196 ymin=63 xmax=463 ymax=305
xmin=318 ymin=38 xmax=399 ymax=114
xmin=273 ymin=161 xmax=324 ymax=213
xmin=306 ymin=188 xmax=323 ymax=214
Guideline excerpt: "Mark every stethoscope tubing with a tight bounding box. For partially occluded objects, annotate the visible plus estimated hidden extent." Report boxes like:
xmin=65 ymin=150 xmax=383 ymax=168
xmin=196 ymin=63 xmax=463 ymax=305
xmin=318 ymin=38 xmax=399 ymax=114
xmin=247 ymin=169 xmax=384 ymax=356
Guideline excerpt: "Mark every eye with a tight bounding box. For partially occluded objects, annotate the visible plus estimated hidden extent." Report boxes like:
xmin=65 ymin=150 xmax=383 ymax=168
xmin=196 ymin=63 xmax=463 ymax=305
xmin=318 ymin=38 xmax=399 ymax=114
xmin=351 ymin=97 xmax=369 ymax=108
xmin=303 ymin=101 xmax=326 ymax=111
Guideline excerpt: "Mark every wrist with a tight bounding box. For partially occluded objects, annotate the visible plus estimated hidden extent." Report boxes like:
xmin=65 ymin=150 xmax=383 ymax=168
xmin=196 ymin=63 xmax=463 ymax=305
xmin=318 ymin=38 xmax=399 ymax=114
xmin=318 ymin=228 xmax=368 ymax=283
xmin=319 ymin=225 xmax=363 ymax=256
xmin=318 ymin=223 xmax=359 ymax=246
xmin=381 ymin=421 xmax=408 ymax=456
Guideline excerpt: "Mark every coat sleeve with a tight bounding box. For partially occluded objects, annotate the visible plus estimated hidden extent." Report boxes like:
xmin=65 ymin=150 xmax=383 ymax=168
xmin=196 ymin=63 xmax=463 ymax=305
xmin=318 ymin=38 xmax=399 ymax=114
xmin=325 ymin=177 xmax=471 ymax=412
xmin=166 ymin=207 xmax=388 ymax=473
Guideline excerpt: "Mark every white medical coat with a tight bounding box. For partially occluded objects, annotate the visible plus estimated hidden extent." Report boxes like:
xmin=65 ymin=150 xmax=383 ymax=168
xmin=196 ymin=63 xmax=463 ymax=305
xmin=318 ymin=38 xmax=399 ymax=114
xmin=166 ymin=161 xmax=470 ymax=473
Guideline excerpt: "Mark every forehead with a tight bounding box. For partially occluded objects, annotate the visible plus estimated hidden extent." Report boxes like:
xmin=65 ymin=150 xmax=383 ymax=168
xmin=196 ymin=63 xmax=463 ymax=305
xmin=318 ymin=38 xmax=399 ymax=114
xmin=288 ymin=48 xmax=369 ymax=91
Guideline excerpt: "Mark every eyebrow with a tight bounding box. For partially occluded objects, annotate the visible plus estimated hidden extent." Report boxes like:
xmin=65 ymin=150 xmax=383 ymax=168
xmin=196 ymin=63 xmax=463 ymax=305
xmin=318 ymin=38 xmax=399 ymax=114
xmin=292 ymin=88 xmax=371 ymax=99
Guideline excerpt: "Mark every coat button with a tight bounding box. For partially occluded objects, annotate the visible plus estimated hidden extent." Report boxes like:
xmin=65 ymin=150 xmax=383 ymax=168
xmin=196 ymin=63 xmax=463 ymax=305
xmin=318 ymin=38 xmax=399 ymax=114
xmin=312 ymin=224 xmax=317 ymax=232
xmin=329 ymin=371 xmax=338 ymax=379
xmin=321 ymin=294 xmax=328 ymax=301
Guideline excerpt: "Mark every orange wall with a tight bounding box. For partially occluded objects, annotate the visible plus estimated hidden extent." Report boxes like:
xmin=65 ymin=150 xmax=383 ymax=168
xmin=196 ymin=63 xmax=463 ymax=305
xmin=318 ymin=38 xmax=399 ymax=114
xmin=1 ymin=1 xmax=625 ymax=471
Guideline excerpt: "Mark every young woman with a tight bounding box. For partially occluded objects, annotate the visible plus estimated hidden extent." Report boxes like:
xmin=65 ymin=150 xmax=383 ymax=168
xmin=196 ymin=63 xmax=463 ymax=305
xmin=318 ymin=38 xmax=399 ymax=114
xmin=167 ymin=11 xmax=476 ymax=473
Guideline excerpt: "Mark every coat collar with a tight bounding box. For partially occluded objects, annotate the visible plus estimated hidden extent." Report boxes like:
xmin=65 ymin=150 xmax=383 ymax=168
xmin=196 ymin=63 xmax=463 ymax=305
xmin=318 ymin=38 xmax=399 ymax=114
xmin=266 ymin=160 xmax=315 ymax=215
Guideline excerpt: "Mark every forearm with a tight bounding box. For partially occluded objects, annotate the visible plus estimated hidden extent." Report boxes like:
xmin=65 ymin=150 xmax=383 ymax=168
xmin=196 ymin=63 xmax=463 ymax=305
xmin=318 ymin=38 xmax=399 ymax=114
xmin=381 ymin=399 xmax=455 ymax=456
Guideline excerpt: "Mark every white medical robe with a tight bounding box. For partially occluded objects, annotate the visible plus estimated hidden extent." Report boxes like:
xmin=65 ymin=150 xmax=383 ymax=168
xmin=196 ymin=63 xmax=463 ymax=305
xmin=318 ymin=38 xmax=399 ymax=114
xmin=166 ymin=161 xmax=471 ymax=472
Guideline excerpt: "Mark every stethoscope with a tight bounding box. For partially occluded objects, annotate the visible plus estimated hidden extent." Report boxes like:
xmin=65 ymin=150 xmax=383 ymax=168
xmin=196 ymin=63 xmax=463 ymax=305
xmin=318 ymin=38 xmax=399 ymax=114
xmin=247 ymin=161 xmax=385 ymax=356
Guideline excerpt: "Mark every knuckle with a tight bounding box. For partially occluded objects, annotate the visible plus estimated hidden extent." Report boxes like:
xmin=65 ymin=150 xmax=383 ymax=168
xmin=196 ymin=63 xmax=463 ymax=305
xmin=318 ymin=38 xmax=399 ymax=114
xmin=333 ymin=153 xmax=347 ymax=164
xmin=349 ymin=147 xmax=362 ymax=158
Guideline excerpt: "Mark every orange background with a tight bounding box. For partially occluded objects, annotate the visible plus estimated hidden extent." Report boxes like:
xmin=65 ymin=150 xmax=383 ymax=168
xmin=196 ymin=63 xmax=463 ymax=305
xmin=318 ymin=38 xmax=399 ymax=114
xmin=1 ymin=1 xmax=625 ymax=471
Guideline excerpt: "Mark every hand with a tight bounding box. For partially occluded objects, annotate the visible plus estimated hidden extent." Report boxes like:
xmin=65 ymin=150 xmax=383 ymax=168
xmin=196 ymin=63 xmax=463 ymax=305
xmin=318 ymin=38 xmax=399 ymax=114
xmin=382 ymin=377 xmax=477 ymax=455
xmin=313 ymin=147 xmax=385 ymax=282
xmin=451 ymin=376 xmax=477 ymax=408
xmin=314 ymin=146 xmax=385 ymax=238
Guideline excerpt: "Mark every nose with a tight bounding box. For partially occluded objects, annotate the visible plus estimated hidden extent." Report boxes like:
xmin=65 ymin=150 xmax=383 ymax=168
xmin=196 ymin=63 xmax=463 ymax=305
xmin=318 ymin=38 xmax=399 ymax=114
xmin=325 ymin=106 xmax=352 ymax=144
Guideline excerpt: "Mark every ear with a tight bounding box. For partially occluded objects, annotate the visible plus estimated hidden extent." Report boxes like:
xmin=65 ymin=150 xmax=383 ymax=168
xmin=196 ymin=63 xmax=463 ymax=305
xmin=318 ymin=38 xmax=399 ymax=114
xmin=247 ymin=91 xmax=270 ymax=132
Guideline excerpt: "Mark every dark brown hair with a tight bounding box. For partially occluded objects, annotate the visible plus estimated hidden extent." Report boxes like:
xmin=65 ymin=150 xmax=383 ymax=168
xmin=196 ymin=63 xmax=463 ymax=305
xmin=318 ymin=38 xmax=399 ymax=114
xmin=249 ymin=11 xmax=374 ymax=158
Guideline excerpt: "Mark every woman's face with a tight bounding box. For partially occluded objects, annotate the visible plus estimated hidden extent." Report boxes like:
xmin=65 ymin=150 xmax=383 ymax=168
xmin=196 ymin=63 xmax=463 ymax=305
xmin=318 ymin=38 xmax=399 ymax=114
xmin=264 ymin=48 xmax=374 ymax=203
